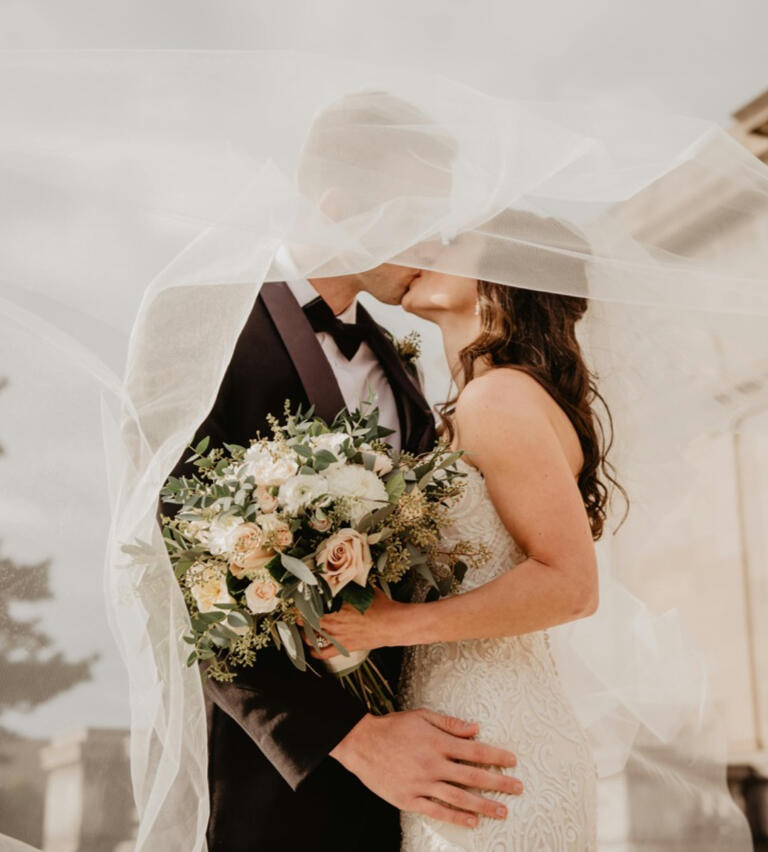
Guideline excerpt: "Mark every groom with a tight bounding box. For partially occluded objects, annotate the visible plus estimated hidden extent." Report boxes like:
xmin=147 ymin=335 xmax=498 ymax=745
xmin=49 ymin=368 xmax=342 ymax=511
xmin=166 ymin=92 xmax=521 ymax=851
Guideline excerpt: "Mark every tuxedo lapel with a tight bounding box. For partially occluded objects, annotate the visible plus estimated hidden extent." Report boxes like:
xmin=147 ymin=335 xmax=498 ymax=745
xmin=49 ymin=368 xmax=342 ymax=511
xmin=356 ymin=305 xmax=436 ymax=454
xmin=260 ymin=281 xmax=347 ymax=424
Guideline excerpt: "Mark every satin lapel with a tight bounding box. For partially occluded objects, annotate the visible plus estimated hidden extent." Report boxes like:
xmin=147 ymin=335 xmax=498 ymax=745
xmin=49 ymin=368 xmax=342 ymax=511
xmin=357 ymin=305 xmax=436 ymax=454
xmin=260 ymin=281 xmax=347 ymax=424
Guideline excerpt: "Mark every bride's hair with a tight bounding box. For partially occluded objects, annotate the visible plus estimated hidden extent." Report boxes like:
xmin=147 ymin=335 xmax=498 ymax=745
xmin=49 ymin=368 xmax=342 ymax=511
xmin=439 ymin=216 xmax=627 ymax=540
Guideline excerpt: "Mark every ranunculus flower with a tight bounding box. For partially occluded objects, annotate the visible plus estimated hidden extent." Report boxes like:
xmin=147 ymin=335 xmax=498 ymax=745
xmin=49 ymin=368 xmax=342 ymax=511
xmin=255 ymin=484 xmax=278 ymax=513
xmin=229 ymin=522 xmax=276 ymax=579
xmin=325 ymin=464 xmax=388 ymax=523
xmin=278 ymin=474 xmax=329 ymax=515
xmin=244 ymin=576 xmax=281 ymax=614
xmin=241 ymin=444 xmax=299 ymax=487
xmin=189 ymin=564 xmax=236 ymax=613
xmin=315 ymin=528 xmax=373 ymax=595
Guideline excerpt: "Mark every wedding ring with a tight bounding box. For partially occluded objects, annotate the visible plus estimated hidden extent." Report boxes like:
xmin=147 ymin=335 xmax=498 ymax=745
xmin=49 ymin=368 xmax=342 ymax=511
xmin=316 ymin=636 xmax=330 ymax=649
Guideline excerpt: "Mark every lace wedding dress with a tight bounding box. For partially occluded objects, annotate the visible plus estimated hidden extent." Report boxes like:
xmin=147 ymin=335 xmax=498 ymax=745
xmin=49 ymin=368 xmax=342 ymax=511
xmin=398 ymin=458 xmax=598 ymax=851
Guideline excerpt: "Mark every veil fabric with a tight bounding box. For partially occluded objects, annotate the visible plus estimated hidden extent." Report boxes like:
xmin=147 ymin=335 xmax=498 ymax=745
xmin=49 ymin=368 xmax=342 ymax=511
xmin=1 ymin=49 xmax=764 ymax=850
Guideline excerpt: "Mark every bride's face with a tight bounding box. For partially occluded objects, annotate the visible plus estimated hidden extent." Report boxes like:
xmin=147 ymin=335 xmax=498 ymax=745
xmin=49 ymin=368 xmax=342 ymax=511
xmin=401 ymin=269 xmax=478 ymax=323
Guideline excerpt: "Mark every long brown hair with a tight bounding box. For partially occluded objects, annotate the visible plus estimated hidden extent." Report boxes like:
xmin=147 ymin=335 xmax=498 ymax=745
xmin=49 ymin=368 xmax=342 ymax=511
xmin=440 ymin=281 xmax=627 ymax=540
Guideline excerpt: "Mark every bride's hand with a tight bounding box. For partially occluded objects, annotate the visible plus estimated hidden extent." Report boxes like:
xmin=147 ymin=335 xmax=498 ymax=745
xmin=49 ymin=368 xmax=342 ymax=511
xmin=302 ymin=588 xmax=406 ymax=659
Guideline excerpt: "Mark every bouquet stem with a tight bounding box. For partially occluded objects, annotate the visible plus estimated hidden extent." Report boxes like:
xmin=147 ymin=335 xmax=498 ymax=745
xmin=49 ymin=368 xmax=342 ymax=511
xmin=327 ymin=652 xmax=396 ymax=715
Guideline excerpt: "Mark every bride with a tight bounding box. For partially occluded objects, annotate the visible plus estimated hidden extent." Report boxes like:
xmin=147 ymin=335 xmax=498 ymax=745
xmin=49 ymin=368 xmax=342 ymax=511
xmin=312 ymin=269 xmax=621 ymax=850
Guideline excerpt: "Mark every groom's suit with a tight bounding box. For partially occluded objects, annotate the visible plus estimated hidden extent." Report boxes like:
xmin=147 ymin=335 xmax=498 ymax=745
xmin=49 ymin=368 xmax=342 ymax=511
xmin=166 ymin=281 xmax=436 ymax=852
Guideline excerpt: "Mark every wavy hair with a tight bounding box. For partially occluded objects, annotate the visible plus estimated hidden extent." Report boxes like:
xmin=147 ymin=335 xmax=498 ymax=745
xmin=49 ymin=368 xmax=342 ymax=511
xmin=439 ymin=215 xmax=627 ymax=539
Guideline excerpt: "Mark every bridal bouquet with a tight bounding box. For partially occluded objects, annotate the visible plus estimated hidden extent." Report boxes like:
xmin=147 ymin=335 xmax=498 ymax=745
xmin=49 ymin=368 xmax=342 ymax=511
xmin=155 ymin=401 xmax=475 ymax=713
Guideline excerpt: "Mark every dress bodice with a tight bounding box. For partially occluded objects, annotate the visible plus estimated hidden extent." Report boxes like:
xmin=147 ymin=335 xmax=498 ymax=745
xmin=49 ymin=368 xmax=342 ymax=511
xmin=399 ymin=456 xmax=598 ymax=851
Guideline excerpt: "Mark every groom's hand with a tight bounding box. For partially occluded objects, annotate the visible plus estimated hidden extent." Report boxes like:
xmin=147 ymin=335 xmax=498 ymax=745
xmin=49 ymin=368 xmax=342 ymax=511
xmin=329 ymin=708 xmax=522 ymax=827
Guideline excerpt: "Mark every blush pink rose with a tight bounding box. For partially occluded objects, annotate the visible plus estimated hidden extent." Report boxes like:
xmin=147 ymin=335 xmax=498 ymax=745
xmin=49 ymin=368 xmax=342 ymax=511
xmin=244 ymin=576 xmax=281 ymax=614
xmin=315 ymin=528 xmax=373 ymax=595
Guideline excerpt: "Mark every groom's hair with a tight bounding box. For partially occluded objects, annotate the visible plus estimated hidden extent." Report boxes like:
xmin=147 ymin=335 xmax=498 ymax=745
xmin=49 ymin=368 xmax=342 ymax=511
xmin=296 ymin=90 xmax=457 ymax=219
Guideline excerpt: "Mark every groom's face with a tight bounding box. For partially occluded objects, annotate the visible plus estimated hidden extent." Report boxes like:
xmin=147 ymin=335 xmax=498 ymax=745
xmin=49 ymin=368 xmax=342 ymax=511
xmin=356 ymin=263 xmax=422 ymax=305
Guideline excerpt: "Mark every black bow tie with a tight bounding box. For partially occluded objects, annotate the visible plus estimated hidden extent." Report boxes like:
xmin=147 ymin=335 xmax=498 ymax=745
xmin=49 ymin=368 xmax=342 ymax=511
xmin=303 ymin=296 xmax=367 ymax=360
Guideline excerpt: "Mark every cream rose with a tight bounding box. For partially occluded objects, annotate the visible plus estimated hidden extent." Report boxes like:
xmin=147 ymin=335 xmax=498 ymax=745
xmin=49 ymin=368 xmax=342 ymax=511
xmin=244 ymin=576 xmax=281 ymax=614
xmin=360 ymin=444 xmax=394 ymax=476
xmin=315 ymin=528 xmax=373 ymax=595
xmin=257 ymin=514 xmax=294 ymax=550
xmin=309 ymin=510 xmax=331 ymax=532
xmin=229 ymin=522 xmax=276 ymax=579
xmin=255 ymin=484 xmax=279 ymax=513
xmin=188 ymin=564 xmax=236 ymax=613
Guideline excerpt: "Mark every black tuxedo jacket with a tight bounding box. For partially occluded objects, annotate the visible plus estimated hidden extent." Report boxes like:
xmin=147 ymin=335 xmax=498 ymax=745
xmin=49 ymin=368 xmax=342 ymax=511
xmin=165 ymin=282 xmax=436 ymax=852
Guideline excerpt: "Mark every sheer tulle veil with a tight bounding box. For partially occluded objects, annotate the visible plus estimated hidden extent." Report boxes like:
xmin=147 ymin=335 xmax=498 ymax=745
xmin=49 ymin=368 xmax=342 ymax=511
xmin=1 ymin=49 xmax=765 ymax=850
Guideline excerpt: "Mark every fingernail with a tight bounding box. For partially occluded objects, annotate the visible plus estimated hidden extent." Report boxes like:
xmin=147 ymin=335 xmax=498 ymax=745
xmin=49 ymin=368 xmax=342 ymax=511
xmin=496 ymin=805 xmax=507 ymax=818
xmin=513 ymin=780 xmax=523 ymax=793
xmin=467 ymin=816 xmax=477 ymax=827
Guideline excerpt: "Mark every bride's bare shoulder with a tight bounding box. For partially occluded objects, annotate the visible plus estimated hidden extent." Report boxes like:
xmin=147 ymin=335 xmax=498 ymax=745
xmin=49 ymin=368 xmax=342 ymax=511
xmin=454 ymin=368 xmax=582 ymax=474
xmin=453 ymin=368 xmax=552 ymax=441
xmin=456 ymin=368 xmax=548 ymax=418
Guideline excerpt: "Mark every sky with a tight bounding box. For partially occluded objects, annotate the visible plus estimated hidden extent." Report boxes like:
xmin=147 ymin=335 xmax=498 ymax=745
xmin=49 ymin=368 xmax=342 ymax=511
xmin=0 ymin=0 xmax=766 ymax=123
xmin=1 ymin=0 xmax=766 ymax=738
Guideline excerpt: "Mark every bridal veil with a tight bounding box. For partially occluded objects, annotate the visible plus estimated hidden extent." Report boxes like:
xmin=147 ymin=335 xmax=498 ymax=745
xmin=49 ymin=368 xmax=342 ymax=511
xmin=1 ymin=50 xmax=765 ymax=850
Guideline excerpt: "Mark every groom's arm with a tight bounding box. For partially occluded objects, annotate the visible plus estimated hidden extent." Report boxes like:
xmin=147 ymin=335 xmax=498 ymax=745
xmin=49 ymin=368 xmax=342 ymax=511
xmin=164 ymin=371 xmax=370 ymax=789
xmin=200 ymin=650 xmax=367 ymax=790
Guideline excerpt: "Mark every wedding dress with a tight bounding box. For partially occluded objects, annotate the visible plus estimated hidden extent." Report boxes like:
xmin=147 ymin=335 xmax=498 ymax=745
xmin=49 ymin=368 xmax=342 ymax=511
xmin=399 ymin=458 xmax=599 ymax=851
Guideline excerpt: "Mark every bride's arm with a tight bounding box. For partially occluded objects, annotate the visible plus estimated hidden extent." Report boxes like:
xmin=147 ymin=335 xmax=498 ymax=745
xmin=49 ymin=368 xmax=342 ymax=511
xmin=314 ymin=370 xmax=599 ymax=653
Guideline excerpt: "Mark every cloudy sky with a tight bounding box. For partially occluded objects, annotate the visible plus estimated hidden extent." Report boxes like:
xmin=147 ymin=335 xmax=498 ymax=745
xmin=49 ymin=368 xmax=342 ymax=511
xmin=1 ymin=0 xmax=767 ymax=122
xmin=1 ymin=0 xmax=766 ymax=738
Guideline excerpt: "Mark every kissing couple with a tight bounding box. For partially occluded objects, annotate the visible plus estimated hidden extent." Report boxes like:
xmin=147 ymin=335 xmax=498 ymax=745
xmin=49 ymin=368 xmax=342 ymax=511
xmin=169 ymin=91 xmax=606 ymax=851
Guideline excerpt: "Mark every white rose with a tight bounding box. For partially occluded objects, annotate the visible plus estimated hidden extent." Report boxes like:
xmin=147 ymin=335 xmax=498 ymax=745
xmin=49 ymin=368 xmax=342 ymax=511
xmin=278 ymin=474 xmax=329 ymax=515
xmin=206 ymin=514 xmax=245 ymax=556
xmin=189 ymin=564 xmax=236 ymax=613
xmin=309 ymin=510 xmax=332 ymax=532
xmin=182 ymin=518 xmax=210 ymax=544
xmin=359 ymin=443 xmax=394 ymax=476
xmin=325 ymin=465 xmax=388 ymax=522
xmin=310 ymin=432 xmax=350 ymax=466
xmin=241 ymin=444 xmax=299 ymax=487
xmin=229 ymin=523 xmax=276 ymax=579
xmin=315 ymin=528 xmax=373 ymax=595
xmin=244 ymin=576 xmax=282 ymax=614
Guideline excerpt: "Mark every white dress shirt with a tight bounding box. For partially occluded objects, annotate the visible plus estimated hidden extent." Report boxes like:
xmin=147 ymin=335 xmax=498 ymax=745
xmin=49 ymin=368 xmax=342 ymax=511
xmin=282 ymin=276 xmax=402 ymax=452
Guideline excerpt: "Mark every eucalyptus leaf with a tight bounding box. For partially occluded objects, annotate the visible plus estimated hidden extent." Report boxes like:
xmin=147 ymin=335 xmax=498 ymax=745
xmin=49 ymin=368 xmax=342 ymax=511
xmin=294 ymin=590 xmax=322 ymax=629
xmin=340 ymin=582 xmax=375 ymax=613
xmin=227 ymin=610 xmax=252 ymax=628
xmin=281 ymin=553 xmax=318 ymax=585
xmin=314 ymin=449 xmax=338 ymax=466
xmin=385 ymin=471 xmax=406 ymax=502
xmin=276 ymin=621 xmax=306 ymax=671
